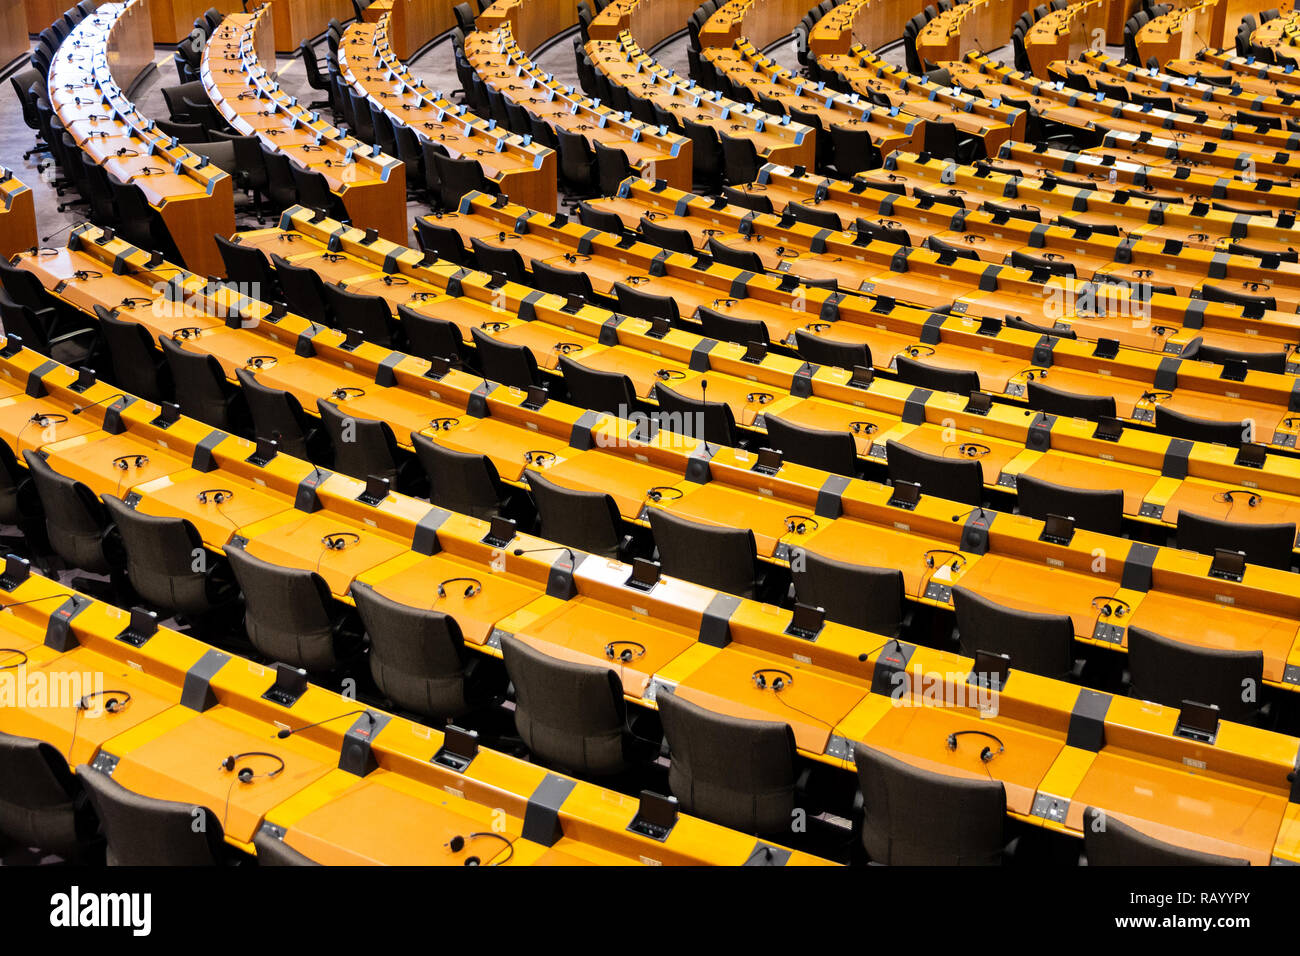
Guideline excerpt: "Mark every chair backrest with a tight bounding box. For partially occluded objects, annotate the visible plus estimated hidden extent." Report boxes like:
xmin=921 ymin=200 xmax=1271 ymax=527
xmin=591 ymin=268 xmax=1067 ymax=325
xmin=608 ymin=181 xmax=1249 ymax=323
xmin=526 ymin=471 xmax=623 ymax=558
xmin=790 ymin=552 xmax=904 ymax=636
xmin=638 ymin=216 xmax=695 ymax=255
xmin=894 ymin=354 xmax=980 ymax=395
xmin=1154 ymin=406 xmax=1246 ymax=447
xmin=1175 ymin=510 xmax=1294 ymax=571
xmin=1082 ymin=807 xmax=1249 ymax=865
xmin=1026 ymin=379 xmax=1115 ymax=418
xmin=648 ymin=507 xmax=758 ymax=597
xmin=225 ymin=544 xmax=341 ymax=672
xmin=885 ymin=440 xmax=983 ymax=506
xmin=413 ymin=216 xmax=467 ymax=266
xmin=658 ymin=691 xmax=797 ymax=835
xmin=556 ymin=130 xmax=596 ymax=191
xmin=952 ymin=586 xmax=1073 ymax=680
xmin=1196 ymin=342 xmax=1286 ymax=374
xmin=763 ymin=414 xmax=857 ymax=475
xmin=706 ymin=238 xmax=765 ymax=273
xmin=655 ymin=382 xmax=737 ymax=447
xmin=614 ymin=282 xmax=679 ymax=323
xmin=269 ymin=254 xmax=330 ymax=325
xmin=793 ymin=328 xmax=870 ymax=370
xmin=470 ymin=325 xmax=540 ymax=389
xmin=101 ymin=494 xmax=211 ymax=613
xmin=695 ymin=306 xmax=769 ymax=348
xmin=411 ymin=432 xmax=505 ymax=520
xmin=395 ymin=303 xmax=464 ymax=363
xmin=214 ymin=234 xmax=277 ymax=297
xmin=786 ymin=200 xmax=842 ymax=230
xmin=432 ymin=153 xmax=488 ymax=210
xmin=1126 ymin=626 xmax=1263 ymax=721
xmin=593 ymin=141 xmax=632 ymax=195
xmin=159 ymin=334 xmax=232 ymax=428
xmin=500 ymin=635 xmax=628 ymax=776
xmin=468 ymin=236 xmax=527 ymax=284
xmin=853 ymin=743 xmax=1007 ymax=865
xmin=77 ymin=764 xmax=224 ymax=865
xmin=260 ymin=145 xmax=298 ymax=208
xmin=351 ymin=582 xmax=474 ymax=720
xmin=316 ymin=399 xmax=400 ymax=483
xmin=529 ymin=258 xmax=595 ymax=299
xmin=1014 ymin=474 xmax=1124 ymax=536
xmin=558 ymin=354 xmax=636 ymax=417
xmin=718 ymin=132 xmax=760 ymax=185
xmin=320 ymin=284 xmax=396 ymax=347
xmin=234 ymin=367 xmax=313 ymax=460
xmin=22 ymin=450 xmax=110 ymax=572
xmin=0 ymin=731 xmax=90 ymax=858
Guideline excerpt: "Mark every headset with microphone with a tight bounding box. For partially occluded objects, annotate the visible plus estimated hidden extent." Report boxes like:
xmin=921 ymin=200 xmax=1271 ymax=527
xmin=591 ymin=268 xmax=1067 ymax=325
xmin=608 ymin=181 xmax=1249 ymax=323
xmin=219 ymin=751 xmax=286 ymax=784
xmin=437 ymin=577 xmax=482 ymax=599
xmin=605 ymin=640 xmax=646 ymax=663
xmin=752 ymin=668 xmax=794 ymax=691
xmin=945 ymin=729 xmax=1004 ymax=763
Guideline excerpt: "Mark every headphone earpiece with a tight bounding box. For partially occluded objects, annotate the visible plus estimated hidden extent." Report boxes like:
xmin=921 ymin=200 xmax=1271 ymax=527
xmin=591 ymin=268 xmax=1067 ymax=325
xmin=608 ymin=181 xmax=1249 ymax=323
xmin=238 ymin=767 xmax=254 ymax=783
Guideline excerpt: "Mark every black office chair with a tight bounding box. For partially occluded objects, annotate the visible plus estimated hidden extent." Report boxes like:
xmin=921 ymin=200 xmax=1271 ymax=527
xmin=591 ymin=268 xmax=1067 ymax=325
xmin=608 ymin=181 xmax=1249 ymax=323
xmin=696 ymin=307 xmax=769 ymax=348
xmin=556 ymin=130 xmax=599 ymax=198
xmin=470 ymin=326 xmax=542 ymax=390
xmin=289 ymin=164 xmax=348 ymax=223
xmin=1015 ymin=474 xmax=1124 ymax=536
xmin=894 ymin=354 xmax=980 ymax=395
xmin=952 ymin=587 xmax=1075 ymax=681
xmin=658 ymin=691 xmax=799 ymax=835
xmin=593 ymin=141 xmax=633 ymax=196
xmin=259 ymin=146 xmax=299 ymax=211
xmin=157 ymin=118 xmax=207 ymax=142
xmin=23 ymin=451 xmax=114 ymax=574
xmin=0 ymin=732 xmax=102 ymax=862
xmin=432 ymin=153 xmax=492 ymax=211
xmin=159 ymin=335 xmax=241 ymax=430
xmin=718 ymin=133 xmax=762 ymax=186
xmin=316 ymin=399 xmax=415 ymax=492
xmin=101 ymin=495 xmax=236 ymax=616
xmin=1082 ymin=807 xmax=1249 ymax=866
xmin=529 ymin=258 xmax=597 ymax=301
xmin=830 ymin=124 xmax=881 ymax=177
xmin=790 ymin=552 xmax=904 ymax=636
xmin=411 ymin=433 xmax=510 ymax=520
xmin=393 ymin=304 xmax=464 ymax=367
xmin=269 ymin=254 xmax=331 ymax=326
xmin=298 ymin=40 xmax=332 ymax=111
xmin=414 ymin=216 xmax=468 ymax=266
xmin=1026 ymin=380 xmax=1115 ymax=419
xmin=214 ymin=235 xmax=280 ymax=305
xmin=763 ymin=414 xmax=857 ymax=475
xmin=500 ymin=635 xmax=641 ymax=776
xmin=77 ymin=765 xmax=226 ymax=866
xmin=1174 ymin=511 xmax=1294 ymax=571
xmin=655 ymin=382 xmax=738 ymax=448
xmin=454 ymin=2 xmax=477 ymax=34
xmin=886 ymin=440 xmax=983 ymax=506
xmin=225 ymin=544 xmax=363 ymax=673
xmin=234 ymin=368 xmax=322 ymax=462
xmin=559 ymin=355 xmax=636 ymax=417
xmin=468 ymin=236 xmax=528 ymax=285
xmin=1195 ymin=342 xmax=1286 ymax=375
xmin=526 ymin=471 xmax=626 ymax=559
xmin=648 ymin=507 xmax=761 ymax=598
xmin=576 ymin=201 xmax=627 ymax=237
xmin=683 ymin=118 xmax=724 ymax=193
xmin=853 ymin=744 xmax=1008 ymax=865
xmin=352 ymin=582 xmax=504 ymax=720
xmin=0 ymin=292 xmax=99 ymax=371
xmin=639 ymin=216 xmax=695 ymax=255
xmin=786 ymin=200 xmax=842 ymax=231
xmin=614 ymin=282 xmax=679 ymax=323
xmin=1126 ymin=626 xmax=1263 ymax=722
xmin=320 ymin=285 xmax=399 ymax=348
xmin=706 ymin=238 xmax=765 ymax=273
xmin=1154 ymin=406 xmax=1246 ymax=447
xmin=793 ymin=328 xmax=870 ymax=370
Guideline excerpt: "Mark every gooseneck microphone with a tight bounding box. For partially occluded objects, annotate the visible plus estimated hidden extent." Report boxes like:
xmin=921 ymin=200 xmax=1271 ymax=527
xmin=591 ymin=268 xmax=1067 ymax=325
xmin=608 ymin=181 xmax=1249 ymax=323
xmin=0 ymin=593 xmax=75 ymax=611
xmin=950 ymin=505 xmax=990 ymax=523
xmin=276 ymin=709 xmax=376 ymax=739
xmin=72 ymin=393 xmax=127 ymax=415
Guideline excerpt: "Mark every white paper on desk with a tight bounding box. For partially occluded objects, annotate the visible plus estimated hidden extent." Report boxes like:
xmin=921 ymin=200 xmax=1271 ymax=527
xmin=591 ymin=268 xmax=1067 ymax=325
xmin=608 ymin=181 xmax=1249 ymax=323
xmin=932 ymin=563 xmax=956 ymax=584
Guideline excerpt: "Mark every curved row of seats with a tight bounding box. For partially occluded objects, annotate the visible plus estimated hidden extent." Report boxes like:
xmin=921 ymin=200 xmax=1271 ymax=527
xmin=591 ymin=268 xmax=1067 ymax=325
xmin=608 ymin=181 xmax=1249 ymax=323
xmin=2 ymin=270 xmax=1298 ymax=862
xmin=0 ymin=562 xmax=822 ymax=864
xmin=341 ymin=15 xmax=559 ymax=212
xmin=200 ymin=3 xmax=407 ymax=241
xmin=41 ymin=0 xmax=234 ymax=274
